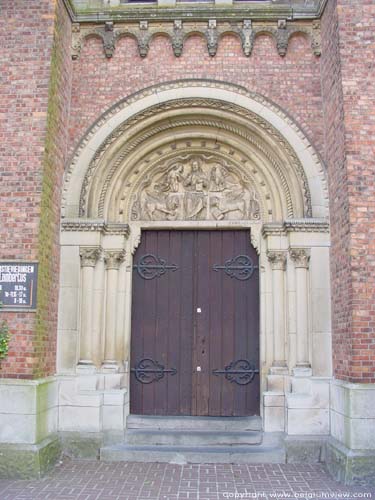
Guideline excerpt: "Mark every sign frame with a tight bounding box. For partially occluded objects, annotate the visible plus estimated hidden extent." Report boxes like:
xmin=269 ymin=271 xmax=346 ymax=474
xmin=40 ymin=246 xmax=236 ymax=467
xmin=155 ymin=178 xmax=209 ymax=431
xmin=0 ymin=261 xmax=39 ymax=312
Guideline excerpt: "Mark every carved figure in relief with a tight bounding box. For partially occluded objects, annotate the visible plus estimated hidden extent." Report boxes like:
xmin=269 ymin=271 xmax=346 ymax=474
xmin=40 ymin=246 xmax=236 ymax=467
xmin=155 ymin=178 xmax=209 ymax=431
xmin=184 ymin=158 xmax=208 ymax=192
xmin=185 ymin=192 xmax=207 ymax=220
xmin=142 ymin=190 xmax=180 ymax=220
xmin=210 ymin=191 xmax=246 ymax=220
xmin=210 ymin=164 xmax=227 ymax=192
xmin=128 ymin=155 xmax=262 ymax=222
xmin=155 ymin=163 xmax=184 ymax=193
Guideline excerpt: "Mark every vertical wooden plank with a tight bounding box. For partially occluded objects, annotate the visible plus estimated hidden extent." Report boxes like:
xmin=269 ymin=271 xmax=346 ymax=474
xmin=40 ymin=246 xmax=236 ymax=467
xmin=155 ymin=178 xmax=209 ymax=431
xmin=219 ymin=230 xmax=236 ymax=416
xmin=152 ymin=231 xmax=170 ymax=415
xmin=141 ymin=231 xmax=159 ymax=414
xmin=180 ymin=230 xmax=194 ymax=415
xmin=207 ymin=230 xmax=223 ymax=416
xmin=195 ymin=230 xmax=210 ymax=416
xmin=167 ymin=230 xmax=183 ymax=415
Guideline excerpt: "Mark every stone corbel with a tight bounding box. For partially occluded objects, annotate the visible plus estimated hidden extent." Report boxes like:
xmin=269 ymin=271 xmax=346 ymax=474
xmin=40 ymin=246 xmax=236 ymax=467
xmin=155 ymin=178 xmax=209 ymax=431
xmin=206 ymin=20 xmax=218 ymax=57
xmin=311 ymin=20 xmax=322 ymax=56
xmin=71 ymin=23 xmax=82 ymax=60
xmin=138 ymin=20 xmax=151 ymax=58
xmin=276 ymin=20 xmax=289 ymax=57
xmin=240 ymin=20 xmax=254 ymax=57
xmin=172 ymin=20 xmax=184 ymax=57
xmin=103 ymin=21 xmax=115 ymax=59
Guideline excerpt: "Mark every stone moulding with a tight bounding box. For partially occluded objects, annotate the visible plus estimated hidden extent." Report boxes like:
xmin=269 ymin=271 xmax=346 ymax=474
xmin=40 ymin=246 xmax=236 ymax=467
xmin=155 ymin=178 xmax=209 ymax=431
xmin=71 ymin=19 xmax=321 ymax=60
xmin=61 ymin=219 xmax=130 ymax=235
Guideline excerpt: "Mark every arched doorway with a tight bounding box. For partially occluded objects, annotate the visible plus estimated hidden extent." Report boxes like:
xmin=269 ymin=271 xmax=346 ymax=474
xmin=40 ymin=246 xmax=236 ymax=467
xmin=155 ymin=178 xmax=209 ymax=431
xmin=58 ymin=81 xmax=331 ymax=437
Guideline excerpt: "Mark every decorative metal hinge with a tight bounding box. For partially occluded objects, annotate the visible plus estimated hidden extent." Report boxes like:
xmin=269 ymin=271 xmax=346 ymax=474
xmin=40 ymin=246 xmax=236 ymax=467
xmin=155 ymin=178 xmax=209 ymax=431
xmin=213 ymin=255 xmax=257 ymax=281
xmin=212 ymin=359 xmax=259 ymax=385
xmin=133 ymin=254 xmax=178 ymax=280
xmin=131 ymin=358 xmax=177 ymax=384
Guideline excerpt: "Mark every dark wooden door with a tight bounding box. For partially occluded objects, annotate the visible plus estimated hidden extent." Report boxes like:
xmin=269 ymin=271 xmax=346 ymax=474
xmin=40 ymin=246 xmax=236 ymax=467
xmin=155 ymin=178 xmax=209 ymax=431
xmin=130 ymin=230 xmax=260 ymax=417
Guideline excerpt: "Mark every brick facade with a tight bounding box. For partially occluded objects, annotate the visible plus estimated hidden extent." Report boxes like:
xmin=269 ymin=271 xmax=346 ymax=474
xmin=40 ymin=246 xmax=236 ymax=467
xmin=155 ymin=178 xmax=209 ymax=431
xmin=0 ymin=0 xmax=374 ymax=383
xmin=321 ymin=0 xmax=375 ymax=383
xmin=0 ymin=0 xmax=72 ymax=378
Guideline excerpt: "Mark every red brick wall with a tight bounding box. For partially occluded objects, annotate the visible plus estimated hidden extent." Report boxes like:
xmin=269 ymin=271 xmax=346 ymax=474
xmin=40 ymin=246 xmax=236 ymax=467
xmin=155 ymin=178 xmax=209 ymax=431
xmin=68 ymin=33 xmax=325 ymax=159
xmin=0 ymin=0 xmax=72 ymax=378
xmin=321 ymin=0 xmax=375 ymax=383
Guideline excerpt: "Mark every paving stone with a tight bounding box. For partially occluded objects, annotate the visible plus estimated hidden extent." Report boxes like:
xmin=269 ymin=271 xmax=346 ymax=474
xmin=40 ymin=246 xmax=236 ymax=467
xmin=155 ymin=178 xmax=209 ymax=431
xmin=0 ymin=459 xmax=374 ymax=500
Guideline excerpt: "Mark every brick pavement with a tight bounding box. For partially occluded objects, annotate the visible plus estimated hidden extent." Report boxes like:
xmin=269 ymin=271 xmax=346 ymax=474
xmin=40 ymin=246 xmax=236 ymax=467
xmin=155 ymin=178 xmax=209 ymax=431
xmin=0 ymin=460 xmax=374 ymax=500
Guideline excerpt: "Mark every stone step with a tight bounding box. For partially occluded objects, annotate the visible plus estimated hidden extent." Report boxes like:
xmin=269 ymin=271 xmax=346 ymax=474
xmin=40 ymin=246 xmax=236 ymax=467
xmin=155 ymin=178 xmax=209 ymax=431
xmin=125 ymin=429 xmax=263 ymax=446
xmin=127 ymin=415 xmax=262 ymax=432
xmin=101 ymin=435 xmax=285 ymax=464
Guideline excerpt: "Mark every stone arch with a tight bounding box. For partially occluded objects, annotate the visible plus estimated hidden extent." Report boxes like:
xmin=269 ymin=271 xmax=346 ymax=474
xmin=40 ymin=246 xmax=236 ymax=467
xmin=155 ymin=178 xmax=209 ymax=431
xmin=63 ymin=80 xmax=328 ymax=223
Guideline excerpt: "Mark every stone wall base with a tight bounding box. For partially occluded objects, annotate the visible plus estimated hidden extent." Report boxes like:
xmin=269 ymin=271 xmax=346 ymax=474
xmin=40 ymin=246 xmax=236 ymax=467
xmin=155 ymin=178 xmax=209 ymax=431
xmin=326 ymin=438 xmax=375 ymax=487
xmin=285 ymin=435 xmax=327 ymax=463
xmin=0 ymin=436 xmax=61 ymax=479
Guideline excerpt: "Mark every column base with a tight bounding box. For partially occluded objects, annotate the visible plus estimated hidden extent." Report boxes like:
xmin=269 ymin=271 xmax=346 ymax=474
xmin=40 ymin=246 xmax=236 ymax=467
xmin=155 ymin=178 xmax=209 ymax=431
xmin=292 ymin=366 xmax=313 ymax=377
xmin=76 ymin=361 xmax=96 ymax=374
xmin=269 ymin=365 xmax=289 ymax=375
xmin=102 ymin=361 xmax=121 ymax=373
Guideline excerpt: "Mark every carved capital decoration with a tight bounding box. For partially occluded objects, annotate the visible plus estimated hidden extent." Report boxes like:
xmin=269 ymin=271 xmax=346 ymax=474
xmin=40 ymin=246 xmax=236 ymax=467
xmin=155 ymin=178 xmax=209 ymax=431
xmin=128 ymin=154 xmax=261 ymax=223
xmin=290 ymin=248 xmax=310 ymax=269
xmin=80 ymin=247 xmax=101 ymax=267
xmin=267 ymin=251 xmax=287 ymax=271
xmin=104 ymin=250 xmax=126 ymax=270
xmin=71 ymin=19 xmax=321 ymax=60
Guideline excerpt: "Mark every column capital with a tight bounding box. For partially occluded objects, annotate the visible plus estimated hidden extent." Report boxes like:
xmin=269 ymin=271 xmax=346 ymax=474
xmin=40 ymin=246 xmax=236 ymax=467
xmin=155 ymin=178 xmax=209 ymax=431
xmin=104 ymin=250 xmax=126 ymax=270
xmin=80 ymin=247 xmax=101 ymax=268
xmin=267 ymin=251 xmax=287 ymax=271
xmin=290 ymin=248 xmax=310 ymax=269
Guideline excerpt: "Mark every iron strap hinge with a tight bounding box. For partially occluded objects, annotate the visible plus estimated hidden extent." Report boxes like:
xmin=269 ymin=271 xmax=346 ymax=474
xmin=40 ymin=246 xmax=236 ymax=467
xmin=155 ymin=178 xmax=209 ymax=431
xmin=212 ymin=359 xmax=259 ymax=385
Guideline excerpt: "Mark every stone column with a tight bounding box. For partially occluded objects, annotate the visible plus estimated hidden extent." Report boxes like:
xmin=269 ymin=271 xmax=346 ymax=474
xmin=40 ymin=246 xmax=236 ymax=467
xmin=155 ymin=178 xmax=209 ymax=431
xmin=103 ymin=250 xmax=126 ymax=370
xmin=290 ymin=248 xmax=311 ymax=369
xmin=78 ymin=247 xmax=100 ymax=369
xmin=267 ymin=251 xmax=287 ymax=368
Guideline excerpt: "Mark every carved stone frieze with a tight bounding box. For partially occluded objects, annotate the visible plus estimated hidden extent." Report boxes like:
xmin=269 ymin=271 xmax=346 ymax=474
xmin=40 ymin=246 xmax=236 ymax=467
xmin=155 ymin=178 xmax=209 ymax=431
xmin=267 ymin=251 xmax=287 ymax=271
xmin=80 ymin=247 xmax=101 ymax=267
xmin=129 ymin=155 xmax=261 ymax=222
xmin=71 ymin=19 xmax=321 ymax=60
xmin=104 ymin=250 xmax=126 ymax=270
xmin=290 ymin=248 xmax=310 ymax=269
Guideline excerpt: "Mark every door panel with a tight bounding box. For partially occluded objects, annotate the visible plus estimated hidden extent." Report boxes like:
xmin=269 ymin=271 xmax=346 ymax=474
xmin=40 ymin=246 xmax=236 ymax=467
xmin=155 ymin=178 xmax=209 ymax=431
xmin=130 ymin=230 xmax=259 ymax=416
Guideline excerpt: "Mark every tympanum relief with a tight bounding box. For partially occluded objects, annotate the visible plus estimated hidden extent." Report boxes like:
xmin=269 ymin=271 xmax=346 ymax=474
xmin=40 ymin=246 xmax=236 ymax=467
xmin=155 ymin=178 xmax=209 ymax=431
xmin=126 ymin=156 xmax=261 ymax=222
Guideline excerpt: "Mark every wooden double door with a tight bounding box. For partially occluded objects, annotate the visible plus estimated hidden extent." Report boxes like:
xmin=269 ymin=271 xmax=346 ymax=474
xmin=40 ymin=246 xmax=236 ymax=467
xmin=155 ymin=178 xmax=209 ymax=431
xmin=130 ymin=230 xmax=260 ymax=417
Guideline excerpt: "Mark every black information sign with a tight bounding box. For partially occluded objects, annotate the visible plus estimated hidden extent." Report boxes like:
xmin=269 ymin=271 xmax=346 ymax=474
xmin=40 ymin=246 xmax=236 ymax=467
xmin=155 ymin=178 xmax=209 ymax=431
xmin=0 ymin=262 xmax=38 ymax=310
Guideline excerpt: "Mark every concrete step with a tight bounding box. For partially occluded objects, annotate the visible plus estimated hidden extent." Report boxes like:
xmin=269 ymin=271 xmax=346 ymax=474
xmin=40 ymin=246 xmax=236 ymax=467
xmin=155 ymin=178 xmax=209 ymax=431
xmin=127 ymin=415 xmax=262 ymax=432
xmin=101 ymin=433 xmax=285 ymax=464
xmin=125 ymin=429 xmax=263 ymax=446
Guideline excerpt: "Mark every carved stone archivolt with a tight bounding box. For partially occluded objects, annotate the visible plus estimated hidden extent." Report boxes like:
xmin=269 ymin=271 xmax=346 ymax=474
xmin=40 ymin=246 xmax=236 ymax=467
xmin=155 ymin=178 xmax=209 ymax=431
xmin=71 ymin=19 xmax=321 ymax=60
xmin=63 ymin=81 xmax=329 ymax=224
xmin=128 ymin=155 xmax=261 ymax=222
